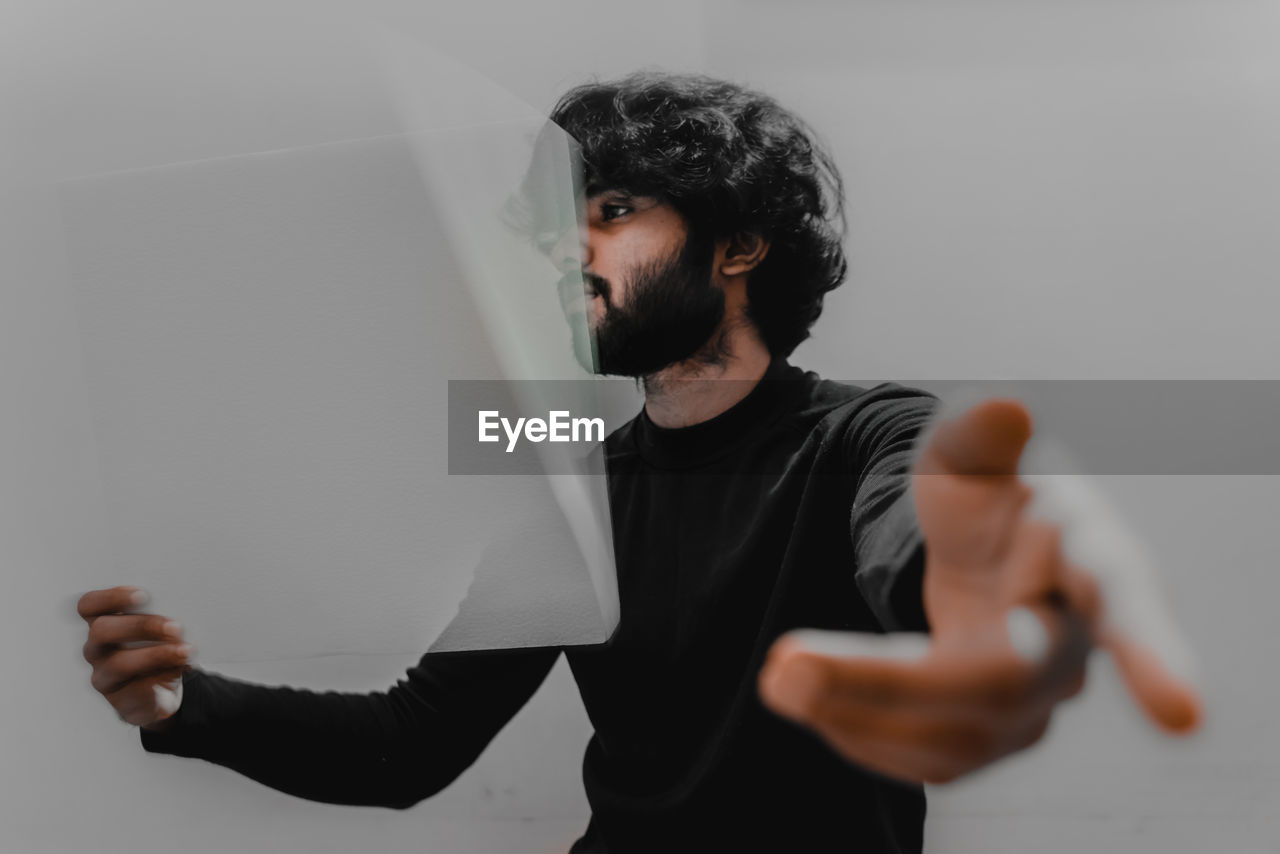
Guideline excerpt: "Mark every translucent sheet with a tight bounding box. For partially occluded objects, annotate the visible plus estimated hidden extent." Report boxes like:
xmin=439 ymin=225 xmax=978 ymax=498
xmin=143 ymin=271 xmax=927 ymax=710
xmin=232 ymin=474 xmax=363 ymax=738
xmin=59 ymin=124 xmax=619 ymax=661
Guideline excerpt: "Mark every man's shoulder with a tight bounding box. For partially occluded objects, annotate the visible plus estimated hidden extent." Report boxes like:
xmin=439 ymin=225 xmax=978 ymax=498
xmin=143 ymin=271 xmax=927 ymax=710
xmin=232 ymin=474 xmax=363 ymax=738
xmin=788 ymin=368 xmax=938 ymax=424
xmin=781 ymin=370 xmax=938 ymax=466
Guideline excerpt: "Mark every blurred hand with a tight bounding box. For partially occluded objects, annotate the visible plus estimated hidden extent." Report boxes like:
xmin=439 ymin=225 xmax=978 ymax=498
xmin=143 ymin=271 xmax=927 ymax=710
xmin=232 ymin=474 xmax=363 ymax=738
xmin=78 ymin=586 xmax=191 ymax=730
xmin=758 ymin=398 xmax=1202 ymax=784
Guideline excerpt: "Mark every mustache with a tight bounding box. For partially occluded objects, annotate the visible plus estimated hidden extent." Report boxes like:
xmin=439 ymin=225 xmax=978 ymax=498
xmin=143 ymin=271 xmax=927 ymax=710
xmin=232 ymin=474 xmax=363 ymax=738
xmin=557 ymin=271 xmax=611 ymax=306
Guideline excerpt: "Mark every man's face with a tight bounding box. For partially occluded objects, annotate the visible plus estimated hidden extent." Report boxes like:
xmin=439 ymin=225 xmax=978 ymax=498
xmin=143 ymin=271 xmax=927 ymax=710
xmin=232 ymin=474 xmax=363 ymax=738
xmin=543 ymin=192 xmax=725 ymax=377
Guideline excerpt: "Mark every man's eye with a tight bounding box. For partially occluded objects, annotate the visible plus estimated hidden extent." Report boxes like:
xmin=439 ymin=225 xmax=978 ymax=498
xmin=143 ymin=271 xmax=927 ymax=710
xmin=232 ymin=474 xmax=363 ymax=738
xmin=600 ymin=204 xmax=632 ymax=222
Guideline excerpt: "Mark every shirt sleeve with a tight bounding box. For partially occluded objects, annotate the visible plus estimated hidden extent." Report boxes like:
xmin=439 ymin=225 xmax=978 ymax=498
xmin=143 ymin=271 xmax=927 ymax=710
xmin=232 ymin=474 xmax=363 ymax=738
xmin=842 ymin=385 xmax=938 ymax=633
xmin=140 ymin=645 xmax=560 ymax=809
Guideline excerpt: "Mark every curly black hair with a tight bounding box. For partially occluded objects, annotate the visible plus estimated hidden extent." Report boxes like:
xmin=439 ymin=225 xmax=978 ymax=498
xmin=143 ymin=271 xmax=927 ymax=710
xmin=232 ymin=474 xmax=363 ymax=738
xmin=547 ymin=71 xmax=848 ymax=359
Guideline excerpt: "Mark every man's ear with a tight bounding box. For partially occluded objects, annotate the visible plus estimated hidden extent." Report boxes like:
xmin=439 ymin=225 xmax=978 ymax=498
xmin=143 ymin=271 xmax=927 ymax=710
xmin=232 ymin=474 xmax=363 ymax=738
xmin=719 ymin=232 xmax=771 ymax=277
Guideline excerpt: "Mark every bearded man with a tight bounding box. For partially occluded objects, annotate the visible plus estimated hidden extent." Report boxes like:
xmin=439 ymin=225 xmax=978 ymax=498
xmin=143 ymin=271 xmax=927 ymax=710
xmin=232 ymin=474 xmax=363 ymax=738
xmin=77 ymin=72 xmax=1199 ymax=853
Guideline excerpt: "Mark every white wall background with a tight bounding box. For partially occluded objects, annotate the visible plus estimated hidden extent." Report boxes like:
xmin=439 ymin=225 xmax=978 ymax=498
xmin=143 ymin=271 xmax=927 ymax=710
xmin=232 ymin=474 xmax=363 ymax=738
xmin=3 ymin=1 xmax=1277 ymax=851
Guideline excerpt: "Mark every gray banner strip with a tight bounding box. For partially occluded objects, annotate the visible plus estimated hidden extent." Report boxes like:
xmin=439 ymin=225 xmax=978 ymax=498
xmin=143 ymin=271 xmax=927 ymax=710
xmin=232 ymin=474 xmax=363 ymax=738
xmin=449 ymin=379 xmax=1280 ymax=475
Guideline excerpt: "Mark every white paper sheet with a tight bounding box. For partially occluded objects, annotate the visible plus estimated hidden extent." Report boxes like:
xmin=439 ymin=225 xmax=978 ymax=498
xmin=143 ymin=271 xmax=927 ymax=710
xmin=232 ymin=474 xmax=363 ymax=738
xmin=59 ymin=128 xmax=619 ymax=663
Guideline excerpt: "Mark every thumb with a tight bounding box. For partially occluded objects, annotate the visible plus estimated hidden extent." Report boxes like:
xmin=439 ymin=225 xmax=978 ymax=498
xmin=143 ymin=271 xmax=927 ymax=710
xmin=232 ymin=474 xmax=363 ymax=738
xmin=912 ymin=396 xmax=1036 ymax=570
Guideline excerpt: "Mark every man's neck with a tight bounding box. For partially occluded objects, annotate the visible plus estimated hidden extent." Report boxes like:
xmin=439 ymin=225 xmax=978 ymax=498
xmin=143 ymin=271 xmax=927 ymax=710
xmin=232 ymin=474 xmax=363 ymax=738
xmin=640 ymin=321 xmax=773 ymax=429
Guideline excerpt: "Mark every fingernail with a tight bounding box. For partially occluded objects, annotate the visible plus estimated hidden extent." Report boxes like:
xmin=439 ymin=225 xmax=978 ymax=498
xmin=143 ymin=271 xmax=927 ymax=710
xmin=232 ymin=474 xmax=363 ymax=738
xmin=129 ymin=589 xmax=150 ymax=606
xmin=175 ymin=643 xmax=193 ymax=658
xmin=162 ymin=620 xmax=182 ymax=639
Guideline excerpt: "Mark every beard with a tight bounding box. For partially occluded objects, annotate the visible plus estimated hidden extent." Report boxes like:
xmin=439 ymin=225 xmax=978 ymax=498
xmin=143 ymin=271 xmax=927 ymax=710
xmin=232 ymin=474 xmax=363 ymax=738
xmin=561 ymin=228 xmax=725 ymax=377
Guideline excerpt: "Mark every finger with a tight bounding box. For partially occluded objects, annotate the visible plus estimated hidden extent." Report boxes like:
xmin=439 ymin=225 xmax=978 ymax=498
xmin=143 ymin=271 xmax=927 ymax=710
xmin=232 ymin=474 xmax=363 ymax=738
xmin=995 ymin=523 xmax=1095 ymax=702
xmin=759 ymin=632 xmax=1074 ymax=784
xmin=998 ymin=519 xmax=1067 ymax=608
xmin=760 ymin=640 xmax=1061 ymax=784
xmin=1103 ymin=631 xmax=1202 ymax=734
xmin=84 ymin=614 xmax=183 ymax=662
xmin=759 ymin=631 xmax=929 ymax=719
xmin=997 ymin=519 xmax=1101 ymax=682
xmin=758 ymin=642 xmax=988 ymax=780
xmin=761 ymin=632 xmax=1035 ymax=715
xmin=1058 ymin=563 xmax=1104 ymax=628
xmin=912 ymin=398 xmax=1036 ymax=571
xmin=1005 ymin=604 xmax=1093 ymax=704
xmin=915 ymin=397 xmax=1034 ymax=478
xmin=1020 ymin=440 xmax=1202 ymax=730
xmin=91 ymin=643 xmax=193 ymax=696
xmin=77 ymin=587 xmax=149 ymax=622
xmin=762 ymin=622 xmax=1086 ymax=716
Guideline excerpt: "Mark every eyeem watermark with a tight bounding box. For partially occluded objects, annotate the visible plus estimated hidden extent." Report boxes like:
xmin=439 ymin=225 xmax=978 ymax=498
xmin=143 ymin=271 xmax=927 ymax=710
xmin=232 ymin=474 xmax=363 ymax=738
xmin=479 ymin=410 xmax=606 ymax=453
xmin=453 ymin=379 xmax=1280 ymax=475
xmin=449 ymin=380 xmax=639 ymax=474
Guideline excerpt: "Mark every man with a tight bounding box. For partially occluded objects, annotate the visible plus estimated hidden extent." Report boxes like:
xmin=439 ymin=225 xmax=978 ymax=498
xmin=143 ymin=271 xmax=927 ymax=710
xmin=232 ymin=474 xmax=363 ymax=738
xmin=77 ymin=72 xmax=1200 ymax=852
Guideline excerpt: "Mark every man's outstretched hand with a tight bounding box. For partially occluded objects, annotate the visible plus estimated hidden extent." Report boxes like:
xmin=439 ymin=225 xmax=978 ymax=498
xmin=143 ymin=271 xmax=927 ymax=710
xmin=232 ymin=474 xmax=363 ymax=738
xmin=758 ymin=398 xmax=1203 ymax=784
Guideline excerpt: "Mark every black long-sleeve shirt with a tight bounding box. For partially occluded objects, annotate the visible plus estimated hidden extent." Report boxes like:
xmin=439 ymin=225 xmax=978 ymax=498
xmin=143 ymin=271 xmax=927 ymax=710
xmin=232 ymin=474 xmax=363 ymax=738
xmin=143 ymin=362 xmax=936 ymax=853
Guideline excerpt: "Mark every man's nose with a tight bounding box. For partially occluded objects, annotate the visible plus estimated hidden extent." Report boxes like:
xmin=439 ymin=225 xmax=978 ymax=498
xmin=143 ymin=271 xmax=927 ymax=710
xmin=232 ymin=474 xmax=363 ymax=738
xmin=543 ymin=227 xmax=590 ymax=273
